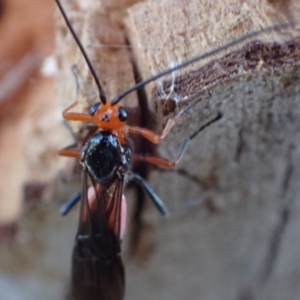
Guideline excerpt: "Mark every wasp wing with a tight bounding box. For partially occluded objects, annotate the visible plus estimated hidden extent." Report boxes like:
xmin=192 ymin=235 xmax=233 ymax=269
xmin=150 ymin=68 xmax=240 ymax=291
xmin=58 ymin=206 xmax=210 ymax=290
xmin=71 ymin=170 xmax=125 ymax=300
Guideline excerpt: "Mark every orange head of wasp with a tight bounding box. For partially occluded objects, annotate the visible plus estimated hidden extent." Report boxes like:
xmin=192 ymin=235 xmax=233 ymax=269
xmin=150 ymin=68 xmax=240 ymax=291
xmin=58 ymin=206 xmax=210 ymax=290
xmin=89 ymin=101 xmax=128 ymax=144
xmin=90 ymin=101 xmax=128 ymax=131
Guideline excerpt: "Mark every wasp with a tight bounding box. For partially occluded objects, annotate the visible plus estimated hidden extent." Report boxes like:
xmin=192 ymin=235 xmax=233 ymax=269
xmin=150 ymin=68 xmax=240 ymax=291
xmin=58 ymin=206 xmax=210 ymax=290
xmin=56 ymin=1 xmax=293 ymax=299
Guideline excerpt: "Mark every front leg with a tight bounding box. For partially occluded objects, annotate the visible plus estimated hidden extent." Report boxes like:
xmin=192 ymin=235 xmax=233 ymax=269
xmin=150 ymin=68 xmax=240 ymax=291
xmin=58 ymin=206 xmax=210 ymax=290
xmin=62 ymin=100 xmax=92 ymax=122
xmin=127 ymin=96 xmax=204 ymax=143
xmin=58 ymin=145 xmax=81 ymax=158
xmin=127 ymin=116 xmax=176 ymax=144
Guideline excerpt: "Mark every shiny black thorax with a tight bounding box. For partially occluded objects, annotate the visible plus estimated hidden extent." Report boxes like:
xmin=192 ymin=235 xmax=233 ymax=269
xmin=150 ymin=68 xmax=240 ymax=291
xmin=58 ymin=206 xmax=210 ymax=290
xmin=80 ymin=131 xmax=132 ymax=185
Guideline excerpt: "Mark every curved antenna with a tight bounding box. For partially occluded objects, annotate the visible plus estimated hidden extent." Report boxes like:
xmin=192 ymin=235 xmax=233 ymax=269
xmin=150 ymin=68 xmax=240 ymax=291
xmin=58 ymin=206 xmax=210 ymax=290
xmin=56 ymin=0 xmax=107 ymax=104
xmin=112 ymin=22 xmax=293 ymax=105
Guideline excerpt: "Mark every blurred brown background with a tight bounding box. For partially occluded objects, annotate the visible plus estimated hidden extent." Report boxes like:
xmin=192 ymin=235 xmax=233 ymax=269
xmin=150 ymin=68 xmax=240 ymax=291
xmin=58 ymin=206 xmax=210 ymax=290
xmin=0 ymin=1 xmax=74 ymax=299
xmin=0 ymin=0 xmax=55 ymax=225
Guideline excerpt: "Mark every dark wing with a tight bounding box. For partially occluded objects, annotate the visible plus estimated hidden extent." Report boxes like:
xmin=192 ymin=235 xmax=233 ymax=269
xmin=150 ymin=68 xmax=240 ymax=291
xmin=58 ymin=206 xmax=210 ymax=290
xmin=71 ymin=170 xmax=125 ymax=300
xmin=105 ymin=178 xmax=124 ymax=240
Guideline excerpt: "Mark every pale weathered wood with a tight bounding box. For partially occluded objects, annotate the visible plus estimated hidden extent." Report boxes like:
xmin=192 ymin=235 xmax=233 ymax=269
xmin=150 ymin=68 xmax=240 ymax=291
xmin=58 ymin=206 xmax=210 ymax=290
xmin=125 ymin=0 xmax=299 ymax=106
xmin=124 ymin=1 xmax=300 ymax=300
xmin=57 ymin=0 xmax=300 ymax=299
xmin=1 ymin=0 xmax=299 ymax=299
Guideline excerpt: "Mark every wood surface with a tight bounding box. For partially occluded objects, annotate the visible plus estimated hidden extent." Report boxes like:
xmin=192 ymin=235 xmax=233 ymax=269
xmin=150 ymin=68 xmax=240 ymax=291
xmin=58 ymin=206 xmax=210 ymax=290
xmin=122 ymin=1 xmax=300 ymax=300
xmin=0 ymin=0 xmax=299 ymax=299
xmin=55 ymin=0 xmax=300 ymax=299
xmin=56 ymin=0 xmax=300 ymax=299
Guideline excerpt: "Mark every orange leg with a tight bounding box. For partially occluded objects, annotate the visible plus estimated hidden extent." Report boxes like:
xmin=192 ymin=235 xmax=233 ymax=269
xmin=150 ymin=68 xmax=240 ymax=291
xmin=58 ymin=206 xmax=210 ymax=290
xmin=127 ymin=97 xmax=203 ymax=143
xmin=127 ymin=117 xmax=176 ymax=144
xmin=58 ymin=147 xmax=81 ymax=158
xmin=62 ymin=64 xmax=92 ymax=122
xmin=132 ymin=130 xmax=191 ymax=168
xmin=62 ymin=101 xmax=92 ymax=122
xmin=133 ymin=154 xmax=178 ymax=169
xmin=132 ymin=112 xmax=222 ymax=168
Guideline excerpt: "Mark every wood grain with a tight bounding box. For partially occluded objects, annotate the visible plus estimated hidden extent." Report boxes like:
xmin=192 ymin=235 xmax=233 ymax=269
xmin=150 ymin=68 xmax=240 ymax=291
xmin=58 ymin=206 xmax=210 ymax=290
xmin=124 ymin=1 xmax=300 ymax=300
xmin=57 ymin=0 xmax=300 ymax=299
xmin=1 ymin=0 xmax=298 ymax=299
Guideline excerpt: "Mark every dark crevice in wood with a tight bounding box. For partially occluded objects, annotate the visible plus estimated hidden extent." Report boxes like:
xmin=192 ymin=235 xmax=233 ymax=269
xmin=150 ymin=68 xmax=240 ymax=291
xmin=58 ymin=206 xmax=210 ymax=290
xmin=281 ymin=146 xmax=295 ymax=198
xmin=23 ymin=182 xmax=47 ymax=206
xmin=238 ymin=286 xmax=255 ymax=300
xmin=124 ymin=33 xmax=158 ymax=258
xmin=159 ymin=166 xmax=204 ymax=185
xmin=155 ymin=166 xmax=218 ymax=192
xmin=0 ymin=223 xmax=17 ymax=243
xmin=237 ymin=143 xmax=296 ymax=300
xmin=255 ymin=145 xmax=294 ymax=298
xmin=259 ymin=208 xmax=290 ymax=287
xmin=235 ymin=127 xmax=245 ymax=162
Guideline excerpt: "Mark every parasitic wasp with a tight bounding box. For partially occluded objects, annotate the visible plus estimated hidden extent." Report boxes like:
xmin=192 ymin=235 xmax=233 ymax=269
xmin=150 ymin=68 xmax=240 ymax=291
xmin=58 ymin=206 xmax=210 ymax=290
xmin=56 ymin=0 xmax=295 ymax=299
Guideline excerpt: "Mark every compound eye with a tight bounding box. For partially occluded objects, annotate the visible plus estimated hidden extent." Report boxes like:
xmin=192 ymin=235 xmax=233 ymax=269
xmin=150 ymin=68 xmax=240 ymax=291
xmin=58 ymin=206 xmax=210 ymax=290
xmin=118 ymin=107 xmax=127 ymax=122
xmin=90 ymin=102 xmax=100 ymax=115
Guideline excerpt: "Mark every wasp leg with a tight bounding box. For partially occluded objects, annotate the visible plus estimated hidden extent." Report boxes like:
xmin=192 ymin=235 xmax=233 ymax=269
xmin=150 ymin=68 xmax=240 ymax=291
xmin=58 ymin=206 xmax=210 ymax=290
xmin=62 ymin=101 xmax=92 ymax=122
xmin=133 ymin=112 xmax=222 ymax=167
xmin=60 ymin=191 xmax=81 ymax=216
xmin=127 ymin=116 xmax=176 ymax=144
xmin=58 ymin=146 xmax=81 ymax=158
xmin=129 ymin=173 xmax=213 ymax=217
xmin=127 ymin=95 xmax=212 ymax=144
xmin=128 ymin=173 xmax=169 ymax=216
xmin=60 ymin=66 xmax=92 ymax=123
xmin=128 ymin=111 xmax=222 ymax=146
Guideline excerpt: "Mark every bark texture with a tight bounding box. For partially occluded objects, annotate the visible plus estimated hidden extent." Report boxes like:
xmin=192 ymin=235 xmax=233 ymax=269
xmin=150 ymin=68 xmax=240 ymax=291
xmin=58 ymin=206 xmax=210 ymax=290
xmin=125 ymin=1 xmax=300 ymax=300
xmin=1 ymin=0 xmax=300 ymax=300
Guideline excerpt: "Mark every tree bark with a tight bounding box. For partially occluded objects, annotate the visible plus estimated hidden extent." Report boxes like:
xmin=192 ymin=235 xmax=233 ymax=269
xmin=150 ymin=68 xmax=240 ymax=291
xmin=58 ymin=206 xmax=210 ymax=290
xmin=123 ymin=1 xmax=300 ymax=300
xmin=58 ymin=0 xmax=300 ymax=299
xmin=1 ymin=0 xmax=299 ymax=299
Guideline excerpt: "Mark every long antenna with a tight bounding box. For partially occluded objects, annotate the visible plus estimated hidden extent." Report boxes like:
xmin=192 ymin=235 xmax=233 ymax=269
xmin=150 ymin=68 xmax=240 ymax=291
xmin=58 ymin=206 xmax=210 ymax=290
xmin=56 ymin=0 xmax=107 ymax=104
xmin=112 ymin=22 xmax=293 ymax=105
